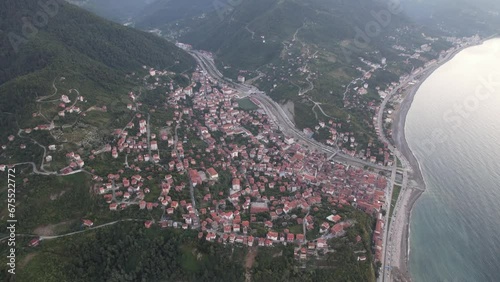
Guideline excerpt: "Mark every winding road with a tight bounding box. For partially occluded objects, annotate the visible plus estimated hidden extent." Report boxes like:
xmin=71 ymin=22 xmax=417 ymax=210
xmin=0 ymin=219 xmax=144 ymax=243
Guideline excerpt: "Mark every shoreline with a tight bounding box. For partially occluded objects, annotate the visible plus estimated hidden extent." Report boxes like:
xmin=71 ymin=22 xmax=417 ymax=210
xmin=388 ymin=41 xmax=484 ymax=280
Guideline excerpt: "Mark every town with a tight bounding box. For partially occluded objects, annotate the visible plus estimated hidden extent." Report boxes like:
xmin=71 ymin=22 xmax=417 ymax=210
xmin=71 ymin=64 xmax=390 ymax=263
xmin=0 ymin=34 xmax=481 ymax=269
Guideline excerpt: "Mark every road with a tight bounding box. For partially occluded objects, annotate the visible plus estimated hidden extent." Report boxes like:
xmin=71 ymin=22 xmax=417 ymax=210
xmin=187 ymin=178 xmax=200 ymax=229
xmin=36 ymin=77 xmax=59 ymax=102
xmin=0 ymin=219 xmax=145 ymax=243
xmin=302 ymin=208 xmax=310 ymax=246
xmin=39 ymin=219 xmax=143 ymax=240
xmin=380 ymin=161 xmax=399 ymax=282
xmin=147 ymin=113 xmax=152 ymax=158
xmin=173 ymin=116 xmax=200 ymax=229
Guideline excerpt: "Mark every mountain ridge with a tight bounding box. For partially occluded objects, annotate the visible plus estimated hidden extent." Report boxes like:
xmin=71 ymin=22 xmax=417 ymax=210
xmin=0 ymin=0 xmax=195 ymax=126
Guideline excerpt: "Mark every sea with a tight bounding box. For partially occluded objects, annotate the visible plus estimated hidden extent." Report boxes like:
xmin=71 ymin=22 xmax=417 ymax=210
xmin=406 ymin=38 xmax=500 ymax=281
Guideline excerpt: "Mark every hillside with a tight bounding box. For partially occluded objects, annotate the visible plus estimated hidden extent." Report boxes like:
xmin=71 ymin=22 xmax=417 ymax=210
xmin=177 ymin=0 xmax=398 ymax=67
xmin=68 ymin=0 xmax=215 ymax=27
xmin=72 ymin=0 xmax=456 ymax=154
xmin=162 ymin=0 xmax=439 ymax=148
xmin=401 ymin=0 xmax=500 ymax=36
xmin=0 ymin=0 xmax=195 ymax=128
xmin=65 ymin=0 xmax=154 ymax=22
xmin=132 ymin=0 xmax=215 ymax=30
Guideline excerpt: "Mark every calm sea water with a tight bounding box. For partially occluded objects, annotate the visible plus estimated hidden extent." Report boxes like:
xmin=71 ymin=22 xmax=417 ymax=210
xmin=406 ymin=38 xmax=500 ymax=282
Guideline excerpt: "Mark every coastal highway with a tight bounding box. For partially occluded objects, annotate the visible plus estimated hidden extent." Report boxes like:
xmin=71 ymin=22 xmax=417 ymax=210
xmin=378 ymin=38 xmax=485 ymax=282
xmin=186 ymin=47 xmax=392 ymax=172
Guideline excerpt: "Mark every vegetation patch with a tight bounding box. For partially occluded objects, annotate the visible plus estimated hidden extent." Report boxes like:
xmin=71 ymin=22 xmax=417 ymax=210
xmin=237 ymin=98 xmax=259 ymax=111
xmin=389 ymin=184 xmax=402 ymax=222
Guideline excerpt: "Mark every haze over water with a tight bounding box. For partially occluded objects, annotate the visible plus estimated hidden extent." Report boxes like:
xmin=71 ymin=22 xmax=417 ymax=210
xmin=406 ymin=38 xmax=500 ymax=281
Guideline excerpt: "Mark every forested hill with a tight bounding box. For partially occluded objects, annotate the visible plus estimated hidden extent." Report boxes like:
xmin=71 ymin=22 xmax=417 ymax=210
xmin=66 ymin=0 xmax=153 ymax=23
xmin=151 ymin=0 xmax=413 ymax=69
xmin=68 ymin=0 xmax=216 ymax=27
xmin=0 ymin=0 xmax=195 ymax=117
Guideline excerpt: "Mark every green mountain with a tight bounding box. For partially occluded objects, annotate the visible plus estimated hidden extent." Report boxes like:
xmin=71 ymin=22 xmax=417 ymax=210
xmin=132 ymin=0 xmax=215 ymax=29
xmin=162 ymin=0 xmax=439 ymax=145
xmin=0 ymin=0 xmax=195 ymax=130
xmin=69 ymin=0 xmax=215 ymax=26
xmin=65 ymin=0 xmax=154 ymax=23
xmin=76 ymin=0 xmax=451 ymax=150
xmin=401 ymin=0 xmax=500 ymax=36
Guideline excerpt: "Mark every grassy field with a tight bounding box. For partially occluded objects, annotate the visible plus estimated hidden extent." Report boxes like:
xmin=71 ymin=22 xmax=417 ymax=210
xmin=237 ymin=98 xmax=259 ymax=111
xmin=287 ymin=224 xmax=303 ymax=234
xmin=180 ymin=244 xmax=203 ymax=273
xmin=388 ymin=184 xmax=402 ymax=222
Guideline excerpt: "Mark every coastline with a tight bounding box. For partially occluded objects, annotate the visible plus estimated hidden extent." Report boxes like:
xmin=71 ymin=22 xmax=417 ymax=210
xmin=388 ymin=42 xmax=483 ymax=280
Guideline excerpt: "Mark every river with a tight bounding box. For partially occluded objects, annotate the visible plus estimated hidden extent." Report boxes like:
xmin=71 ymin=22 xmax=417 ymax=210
xmin=406 ymin=38 xmax=500 ymax=281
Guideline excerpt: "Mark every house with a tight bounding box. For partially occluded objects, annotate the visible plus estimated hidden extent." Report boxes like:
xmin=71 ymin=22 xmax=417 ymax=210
xmin=331 ymin=223 xmax=344 ymax=236
xmin=206 ymin=232 xmax=217 ymax=241
xmin=61 ymin=95 xmax=70 ymax=103
xmin=112 ymin=148 xmax=118 ymax=158
xmin=109 ymin=203 xmax=118 ymax=211
xmin=144 ymin=220 xmax=153 ymax=229
xmin=122 ymin=178 xmax=130 ymax=188
xmin=267 ymin=231 xmax=278 ymax=241
xmin=300 ymin=248 xmax=307 ymax=259
xmin=247 ymin=236 xmax=254 ymax=247
xmin=232 ymin=178 xmax=241 ymax=191
xmin=320 ymin=222 xmax=330 ymax=233
xmin=303 ymin=128 xmax=314 ymax=138
xmin=327 ymin=214 xmax=342 ymax=223
xmin=264 ymin=221 xmax=273 ymax=228
xmin=82 ymin=219 xmax=93 ymax=227
xmin=151 ymin=141 xmax=158 ymax=150
xmin=171 ymin=201 xmax=179 ymax=209
xmin=184 ymin=86 xmax=193 ymax=95
xmin=29 ymin=238 xmax=41 ymax=247
xmin=189 ymin=169 xmax=202 ymax=187
xmin=258 ymin=238 xmax=265 ymax=246
xmin=206 ymin=167 xmax=218 ymax=180
xmin=153 ymin=154 xmax=160 ymax=163
xmin=317 ymin=238 xmax=327 ymax=248
xmin=308 ymin=242 xmax=316 ymax=249
xmin=250 ymin=202 xmax=269 ymax=214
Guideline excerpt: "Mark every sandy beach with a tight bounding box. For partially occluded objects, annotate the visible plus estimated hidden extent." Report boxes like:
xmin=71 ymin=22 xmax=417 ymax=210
xmin=388 ymin=75 xmax=426 ymax=281
xmin=386 ymin=43 xmax=480 ymax=281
